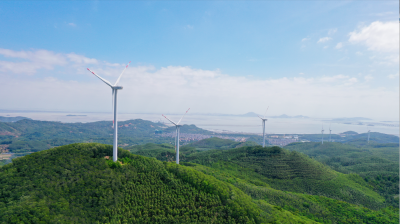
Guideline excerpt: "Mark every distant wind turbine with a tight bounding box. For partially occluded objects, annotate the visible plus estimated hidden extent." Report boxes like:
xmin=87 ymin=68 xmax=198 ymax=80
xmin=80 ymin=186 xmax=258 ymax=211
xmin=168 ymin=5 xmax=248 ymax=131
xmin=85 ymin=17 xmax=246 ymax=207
xmin=87 ymin=61 xmax=131 ymax=162
xmin=367 ymin=130 xmax=371 ymax=144
xmin=321 ymin=124 xmax=324 ymax=144
xmin=329 ymin=123 xmax=332 ymax=142
xmin=257 ymin=106 xmax=269 ymax=147
xmin=162 ymin=108 xmax=190 ymax=164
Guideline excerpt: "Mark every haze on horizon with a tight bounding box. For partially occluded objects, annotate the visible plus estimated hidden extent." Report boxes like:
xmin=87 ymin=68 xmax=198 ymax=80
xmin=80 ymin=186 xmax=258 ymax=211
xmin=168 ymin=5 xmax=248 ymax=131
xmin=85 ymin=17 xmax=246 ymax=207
xmin=0 ymin=1 xmax=398 ymax=121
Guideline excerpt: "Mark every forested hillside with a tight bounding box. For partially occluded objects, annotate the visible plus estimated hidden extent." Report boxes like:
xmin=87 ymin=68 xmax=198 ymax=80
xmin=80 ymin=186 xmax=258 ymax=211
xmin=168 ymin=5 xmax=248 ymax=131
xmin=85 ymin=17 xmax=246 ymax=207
xmin=0 ymin=143 xmax=319 ymax=223
xmin=127 ymin=141 xmax=399 ymax=223
xmin=1 ymin=143 xmax=398 ymax=223
xmin=184 ymin=146 xmax=386 ymax=209
xmin=284 ymin=141 xmax=399 ymax=207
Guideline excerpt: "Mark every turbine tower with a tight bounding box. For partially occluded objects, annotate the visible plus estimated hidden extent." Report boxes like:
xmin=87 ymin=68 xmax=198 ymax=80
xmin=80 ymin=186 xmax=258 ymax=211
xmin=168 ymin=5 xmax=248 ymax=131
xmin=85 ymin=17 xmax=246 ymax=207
xmin=329 ymin=123 xmax=332 ymax=142
xmin=257 ymin=107 xmax=269 ymax=147
xmin=87 ymin=61 xmax=131 ymax=162
xmin=367 ymin=130 xmax=371 ymax=144
xmin=321 ymin=124 xmax=324 ymax=144
xmin=162 ymin=108 xmax=190 ymax=164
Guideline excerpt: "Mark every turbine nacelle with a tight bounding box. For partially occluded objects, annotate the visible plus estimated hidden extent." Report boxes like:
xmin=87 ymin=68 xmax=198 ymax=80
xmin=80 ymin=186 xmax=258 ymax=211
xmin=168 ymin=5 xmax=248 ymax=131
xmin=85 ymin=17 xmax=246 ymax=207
xmin=112 ymin=86 xmax=123 ymax=90
xmin=257 ymin=116 xmax=268 ymax=121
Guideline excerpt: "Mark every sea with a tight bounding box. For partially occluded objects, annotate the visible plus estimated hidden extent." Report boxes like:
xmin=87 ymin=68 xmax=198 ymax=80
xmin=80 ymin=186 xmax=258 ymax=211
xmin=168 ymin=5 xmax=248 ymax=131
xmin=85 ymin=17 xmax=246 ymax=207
xmin=1 ymin=111 xmax=399 ymax=136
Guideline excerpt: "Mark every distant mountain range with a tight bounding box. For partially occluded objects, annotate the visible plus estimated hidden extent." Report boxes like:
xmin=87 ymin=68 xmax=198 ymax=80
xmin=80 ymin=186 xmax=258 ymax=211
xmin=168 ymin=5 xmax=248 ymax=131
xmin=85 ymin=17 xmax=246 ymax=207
xmin=0 ymin=116 xmax=31 ymax=122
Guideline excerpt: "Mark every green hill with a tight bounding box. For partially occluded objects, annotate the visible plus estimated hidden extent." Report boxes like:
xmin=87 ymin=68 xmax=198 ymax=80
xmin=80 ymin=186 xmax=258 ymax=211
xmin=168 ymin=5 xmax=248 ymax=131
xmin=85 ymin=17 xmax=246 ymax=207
xmin=1 ymin=143 xmax=398 ymax=223
xmin=127 ymin=141 xmax=390 ymax=210
xmin=0 ymin=143 xmax=320 ymax=223
xmin=184 ymin=146 xmax=385 ymax=209
xmin=183 ymin=162 xmax=398 ymax=224
xmin=284 ymin=141 xmax=399 ymax=207
xmin=119 ymin=143 xmax=398 ymax=223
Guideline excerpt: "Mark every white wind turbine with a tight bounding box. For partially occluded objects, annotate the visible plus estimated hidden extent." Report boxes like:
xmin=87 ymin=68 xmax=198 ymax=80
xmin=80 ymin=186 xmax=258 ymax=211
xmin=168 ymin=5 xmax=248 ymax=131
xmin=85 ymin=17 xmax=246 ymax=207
xmin=321 ymin=124 xmax=324 ymax=144
xmin=257 ymin=106 xmax=269 ymax=147
xmin=87 ymin=61 xmax=131 ymax=162
xmin=162 ymin=108 xmax=190 ymax=164
xmin=329 ymin=123 xmax=332 ymax=142
xmin=367 ymin=130 xmax=371 ymax=144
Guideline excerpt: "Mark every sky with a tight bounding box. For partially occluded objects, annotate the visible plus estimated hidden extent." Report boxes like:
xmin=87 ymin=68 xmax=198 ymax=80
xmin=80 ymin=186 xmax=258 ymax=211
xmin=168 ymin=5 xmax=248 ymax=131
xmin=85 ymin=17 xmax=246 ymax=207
xmin=0 ymin=1 xmax=399 ymax=120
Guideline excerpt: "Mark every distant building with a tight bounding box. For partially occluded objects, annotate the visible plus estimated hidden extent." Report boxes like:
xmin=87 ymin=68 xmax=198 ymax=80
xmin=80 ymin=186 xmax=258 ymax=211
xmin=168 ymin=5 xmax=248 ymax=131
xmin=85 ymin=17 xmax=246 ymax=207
xmin=155 ymin=130 xmax=163 ymax=134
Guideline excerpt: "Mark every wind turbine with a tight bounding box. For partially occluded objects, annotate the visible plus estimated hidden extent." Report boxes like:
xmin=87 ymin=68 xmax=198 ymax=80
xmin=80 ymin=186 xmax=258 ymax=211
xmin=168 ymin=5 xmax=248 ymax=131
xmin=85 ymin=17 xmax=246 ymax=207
xmin=321 ymin=124 xmax=324 ymax=144
xmin=367 ymin=130 xmax=371 ymax=144
xmin=87 ymin=61 xmax=131 ymax=162
xmin=329 ymin=123 xmax=332 ymax=142
xmin=162 ymin=108 xmax=190 ymax=164
xmin=257 ymin=106 xmax=269 ymax=147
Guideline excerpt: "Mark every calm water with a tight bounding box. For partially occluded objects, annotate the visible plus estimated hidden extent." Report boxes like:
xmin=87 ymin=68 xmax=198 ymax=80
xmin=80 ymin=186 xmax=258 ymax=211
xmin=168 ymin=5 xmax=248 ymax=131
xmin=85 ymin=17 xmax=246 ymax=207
xmin=1 ymin=112 xmax=399 ymax=136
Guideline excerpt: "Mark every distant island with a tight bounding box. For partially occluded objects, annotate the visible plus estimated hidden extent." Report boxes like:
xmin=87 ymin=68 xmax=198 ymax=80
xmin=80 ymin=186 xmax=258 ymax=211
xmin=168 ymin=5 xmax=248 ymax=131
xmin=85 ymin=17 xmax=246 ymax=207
xmin=330 ymin=117 xmax=372 ymax=122
xmin=66 ymin=115 xmax=87 ymax=117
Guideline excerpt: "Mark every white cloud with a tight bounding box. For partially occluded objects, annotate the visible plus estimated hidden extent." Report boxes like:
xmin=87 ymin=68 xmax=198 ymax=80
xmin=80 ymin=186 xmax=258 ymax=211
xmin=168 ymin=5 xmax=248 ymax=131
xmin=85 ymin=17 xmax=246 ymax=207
xmin=185 ymin=25 xmax=193 ymax=29
xmin=0 ymin=48 xmax=102 ymax=75
xmin=0 ymin=48 xmax=67 ymax=74
xmin=349 ymin=21 xmax=399 ymax=52
xmin=328 ymin=28 xmax=337 ymax=35
xmin=0 ymin=48 xmax=398 ymax=120
xmin=335 ymin=42 xmax=343 ymax=49
xmin=301 ymin=38 xmax=309 ymax=42
xmin=299 ymin=72 xmax=304 ymax=75
xmin=388 ymin=73 xmax=399 ymax=79
xmin=345 ymin=77 xmax=358 ymax=85
xmin=364 ymin=75 xmax=373 ymax=82
xmin=319 ymin=74 xmax=348 ymax=83
xmin=67 ymin=53 xmax=98 ymax=64
xmin=318 ymin=37 xmax=331 ymax=43
xmin=68 ymin=23 xmax=76 ymax=27
xmin=323 ymin=46 xmax=329 ymax=49
xmin=356 ymin=51 xmax=363 ymax=56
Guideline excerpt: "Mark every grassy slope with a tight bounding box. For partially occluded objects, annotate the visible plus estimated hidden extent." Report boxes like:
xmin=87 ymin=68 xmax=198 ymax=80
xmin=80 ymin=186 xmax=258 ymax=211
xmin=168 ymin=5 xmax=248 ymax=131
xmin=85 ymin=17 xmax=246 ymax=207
xmin=0 ymin=143 xmax=316 ymax=224
xmin=129 ymin=141 xmax=387 ymax=210
xmin=184 ymin=146 xmax=385 ymax=209
xmin=184 ymin=163 xmax=398 ymax=224
xmin=284 ymin=142 xmax=399 ymax=207
xmin=127 ymin=141 xmax=399 ymax=222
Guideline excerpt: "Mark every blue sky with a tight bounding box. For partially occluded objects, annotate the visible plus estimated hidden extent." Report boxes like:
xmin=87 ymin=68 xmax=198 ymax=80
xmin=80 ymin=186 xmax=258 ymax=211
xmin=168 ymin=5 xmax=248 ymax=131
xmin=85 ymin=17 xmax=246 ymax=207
xmin=0 ymin=1 xmax=398 ymax=119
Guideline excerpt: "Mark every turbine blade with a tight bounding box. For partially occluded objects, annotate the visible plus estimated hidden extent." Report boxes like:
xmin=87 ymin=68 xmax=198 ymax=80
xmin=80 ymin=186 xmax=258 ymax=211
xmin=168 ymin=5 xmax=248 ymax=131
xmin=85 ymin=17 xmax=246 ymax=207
xmin=257 ymin=115 xmax=264 ymax=120
xmin=263 ymin=106 xmax=269 ymax=118
xmin=87 ymin=68 xmax=113 ymax=87
xmin=114 ymin=61 xmax=131 ymax=86
xmin=177 ymin=108 xmax=190 ymax=125
xmin=162 ymin=114 xmax=177 ymax=125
